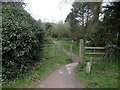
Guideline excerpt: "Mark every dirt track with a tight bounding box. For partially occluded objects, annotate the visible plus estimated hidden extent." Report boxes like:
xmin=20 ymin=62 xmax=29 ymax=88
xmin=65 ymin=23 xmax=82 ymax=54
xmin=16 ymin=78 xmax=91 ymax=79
xmin=54 ymin=41 xmax=80 ymax=63
xmin=36 ymin=63 xmax=84 ymax=88
xmin=36 ymin=41 xmax=84 ymax=88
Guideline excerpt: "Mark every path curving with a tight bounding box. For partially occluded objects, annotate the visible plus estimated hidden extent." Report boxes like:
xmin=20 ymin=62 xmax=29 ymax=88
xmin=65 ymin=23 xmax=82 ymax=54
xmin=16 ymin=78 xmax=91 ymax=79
xmin=36 ymin=41 xmax=84 ymax=88
xmin=53 ymin=41 xmax=81 ymax=63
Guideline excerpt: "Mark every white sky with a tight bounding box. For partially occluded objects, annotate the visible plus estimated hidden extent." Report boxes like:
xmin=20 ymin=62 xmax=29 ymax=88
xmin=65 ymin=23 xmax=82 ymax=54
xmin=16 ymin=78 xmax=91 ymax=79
xmin=23 ymin=0 xmax=117 ymax=23
xmin=24 ymin=0 xmax=74 ymax=23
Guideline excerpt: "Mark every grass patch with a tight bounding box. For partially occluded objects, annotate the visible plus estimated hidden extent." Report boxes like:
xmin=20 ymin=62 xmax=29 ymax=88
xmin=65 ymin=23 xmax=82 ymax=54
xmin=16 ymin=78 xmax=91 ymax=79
xmin=3 ymin=42 xmax=72 ymax=88
xmin=59 ymin=40 xmax=118 ymax=88
xmin=59 ymin=40 xmax=104 ymax=60
xmin=75 ymin=60 xmax=118 ymax=88
xmin=59 ymin=40 xmax=79 ymax=56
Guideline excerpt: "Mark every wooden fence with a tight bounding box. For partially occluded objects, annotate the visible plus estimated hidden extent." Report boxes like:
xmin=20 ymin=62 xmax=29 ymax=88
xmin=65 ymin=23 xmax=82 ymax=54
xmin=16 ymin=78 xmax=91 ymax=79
xmin=79 ymin=39 xmax=105 ymax=75
xmin=79 ymin=39 xmax=105 ymax=61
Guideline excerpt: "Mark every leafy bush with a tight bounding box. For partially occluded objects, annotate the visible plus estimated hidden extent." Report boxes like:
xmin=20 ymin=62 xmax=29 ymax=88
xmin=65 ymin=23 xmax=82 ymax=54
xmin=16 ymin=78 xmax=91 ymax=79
xmin=2 ymin=2 xmax=44 ymax=82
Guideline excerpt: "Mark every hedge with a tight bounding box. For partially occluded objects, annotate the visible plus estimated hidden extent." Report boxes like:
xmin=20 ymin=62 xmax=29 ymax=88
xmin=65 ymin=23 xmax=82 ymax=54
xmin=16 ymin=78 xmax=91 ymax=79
xmin=2 ymin=2 xmax=44 ymax=82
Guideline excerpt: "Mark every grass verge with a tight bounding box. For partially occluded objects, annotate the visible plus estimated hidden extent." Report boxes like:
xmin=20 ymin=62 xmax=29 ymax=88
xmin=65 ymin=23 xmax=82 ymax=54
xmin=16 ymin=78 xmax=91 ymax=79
xmin=58 ymin=39 xmax=118 ymax=88
xmin=75 ymin=60 xmax=118 ymax=88
xmin=59 ymin=40 xmax=79 ymax=56
xmin=3 ymin=42 xmax=72 ymax=88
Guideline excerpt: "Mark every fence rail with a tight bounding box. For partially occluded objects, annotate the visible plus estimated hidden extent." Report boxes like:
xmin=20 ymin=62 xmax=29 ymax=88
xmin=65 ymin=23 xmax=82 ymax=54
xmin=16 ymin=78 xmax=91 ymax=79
xmin=79 ymin=39 xmax=120 ymax=61
xmin=84 ymin=47 xmax=104 ymax=50
xmin=79 ymin=39 xmax=105 ymax=61
xmin=85 ymin=52 xmax=105 ymax=55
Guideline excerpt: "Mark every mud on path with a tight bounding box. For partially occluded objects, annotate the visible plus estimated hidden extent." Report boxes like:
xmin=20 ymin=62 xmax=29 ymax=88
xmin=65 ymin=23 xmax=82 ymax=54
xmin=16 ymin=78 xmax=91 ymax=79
xmin=36 ymin=41 xmax=84 ymax=88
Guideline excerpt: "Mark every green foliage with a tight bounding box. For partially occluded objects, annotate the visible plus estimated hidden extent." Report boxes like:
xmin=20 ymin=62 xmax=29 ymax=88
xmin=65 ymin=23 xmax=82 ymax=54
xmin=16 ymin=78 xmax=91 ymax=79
xmin=65 ymin=1 xmax=120 ymax=61
xmin=75 ymin=61 xmax=118 ymax=88
xmin=60 ymin=39 xmax=118 ymax=88
xmin=51 ymin=22 xmax=70 ymax=38
xmin=102 ymin=2 xmax=120 ymax=46
xmin=44 ymin=22 xmax=53 ymax=38
xmin=65 ymin=2 xmax=101 ymax=42
xmin=59 ymin=40 xmax=79 ymax=56
xmin=3 ymin=42 xmax=72 ymax=88
xmin=85 ymin=2 xmax=120 ymax=61
xmin=2 ymin=2 xmax=44 ymax=82
xmin=85 ymin=22 xmax=106 ymax=46
xmin=102 ymin=2 xmax=120 ymax=60
xmin=85 ymin=2 xmax=120 ymax=47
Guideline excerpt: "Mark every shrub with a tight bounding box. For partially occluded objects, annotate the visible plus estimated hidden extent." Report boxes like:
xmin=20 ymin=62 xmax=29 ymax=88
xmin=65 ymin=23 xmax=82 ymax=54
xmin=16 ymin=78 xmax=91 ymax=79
xmin=2 ymin=2 xmax=44 ymax=82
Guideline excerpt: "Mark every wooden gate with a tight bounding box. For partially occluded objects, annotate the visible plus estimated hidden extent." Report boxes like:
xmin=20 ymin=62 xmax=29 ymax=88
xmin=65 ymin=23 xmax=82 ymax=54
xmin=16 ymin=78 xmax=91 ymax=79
xmin=79 ymin=39 xmax=105 ymax=62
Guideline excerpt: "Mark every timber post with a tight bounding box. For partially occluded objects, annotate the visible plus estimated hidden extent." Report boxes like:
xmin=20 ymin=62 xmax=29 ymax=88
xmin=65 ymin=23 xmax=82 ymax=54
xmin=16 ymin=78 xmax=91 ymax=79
xmin=79 ymin=39 xmax=84 ymax=62
xmin=79 ymin=39 xmax=84 ymax=69
xmin=70 ymin=45 xmax=72 ymax=52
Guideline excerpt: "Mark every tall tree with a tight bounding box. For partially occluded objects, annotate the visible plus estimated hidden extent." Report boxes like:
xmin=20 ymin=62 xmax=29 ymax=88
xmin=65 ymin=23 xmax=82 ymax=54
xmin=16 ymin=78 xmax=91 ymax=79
xmin=44 ymin=22 xmax=53 ymax=38
xmin=103 ymin=2 xmax=120 ymax=46
xmin=65 ymin=2 xmax=102 ymax=41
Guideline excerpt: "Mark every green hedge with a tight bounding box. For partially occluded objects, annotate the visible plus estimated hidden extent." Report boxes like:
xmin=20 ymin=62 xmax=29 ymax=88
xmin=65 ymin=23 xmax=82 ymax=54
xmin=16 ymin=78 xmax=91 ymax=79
xmin=2 ymin=2 xmax=44 ymax=82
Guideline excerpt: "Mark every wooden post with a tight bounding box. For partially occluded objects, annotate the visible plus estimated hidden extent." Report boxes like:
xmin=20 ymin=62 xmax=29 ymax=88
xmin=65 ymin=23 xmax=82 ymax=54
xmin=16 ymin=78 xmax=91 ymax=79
xmin=86 ymin=57 xmax=92 ymax=75
xmin=79 ymin=39 xmax=84 ymax=62
xmin=78 ymin=39 xmax=84 ymax=70
xmin=54 ymin=45 xmax=56 ymax=56
xmin=70 ymin=45 xmax=72 ymax=52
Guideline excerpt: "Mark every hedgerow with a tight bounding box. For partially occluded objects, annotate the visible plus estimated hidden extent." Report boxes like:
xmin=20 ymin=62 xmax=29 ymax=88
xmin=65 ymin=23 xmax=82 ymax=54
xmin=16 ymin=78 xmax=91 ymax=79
xmin=2 ymin=2 xmax=44 ymax=82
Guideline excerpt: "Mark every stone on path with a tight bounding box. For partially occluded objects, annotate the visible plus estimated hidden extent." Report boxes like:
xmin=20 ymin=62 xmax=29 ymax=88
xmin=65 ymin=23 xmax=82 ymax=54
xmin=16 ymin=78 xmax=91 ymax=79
xmin=36 ymin=63 xmax=84 ymax=88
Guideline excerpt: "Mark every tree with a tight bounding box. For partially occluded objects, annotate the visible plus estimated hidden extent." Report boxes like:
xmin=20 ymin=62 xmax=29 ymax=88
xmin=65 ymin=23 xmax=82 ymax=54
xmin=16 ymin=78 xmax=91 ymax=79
xmin=51 ymin=22 xmax=70 ymax=39
xmin=103 ymin=2 xmax=120 ymax=46
xmin=44 ymin=22 xmax=53 ymax=38
xmin=65 ymin=2 xmax=102 ymax=41
xmin=102 ymin=2 xmax=120 ymax=61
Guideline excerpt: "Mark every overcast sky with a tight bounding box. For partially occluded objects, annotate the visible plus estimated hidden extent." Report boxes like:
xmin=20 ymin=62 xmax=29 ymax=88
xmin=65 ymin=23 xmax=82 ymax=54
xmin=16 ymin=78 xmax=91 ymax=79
xmin=23 ymin=0 xmax=117 ymax=23
xmin=24 ymin=0 xmax=74 ymax=23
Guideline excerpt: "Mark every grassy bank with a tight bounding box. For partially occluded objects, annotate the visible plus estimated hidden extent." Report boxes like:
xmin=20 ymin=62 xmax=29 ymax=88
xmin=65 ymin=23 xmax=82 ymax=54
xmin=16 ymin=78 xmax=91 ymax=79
xmin=58 ymin=39 xmax=119 ymax=88
xmin=75 ymin=61 xmax=118 ymax=88
xmin=59 ymin=40 xmax=79 ymax=56
xmin=3 ymin=41 xmax=72 ymax=88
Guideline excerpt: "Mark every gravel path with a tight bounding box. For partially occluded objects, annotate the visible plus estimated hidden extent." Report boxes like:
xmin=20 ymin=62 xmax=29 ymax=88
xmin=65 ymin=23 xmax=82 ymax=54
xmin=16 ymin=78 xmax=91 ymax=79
xmin=53 ymin=41 xmax=80 ymax=63
xmin=36 ymin=41 xmax=84 ymax=88
xmin=36 ymin=63 xmax=84 ymax=88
